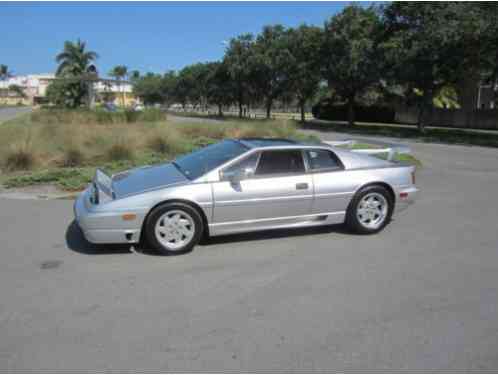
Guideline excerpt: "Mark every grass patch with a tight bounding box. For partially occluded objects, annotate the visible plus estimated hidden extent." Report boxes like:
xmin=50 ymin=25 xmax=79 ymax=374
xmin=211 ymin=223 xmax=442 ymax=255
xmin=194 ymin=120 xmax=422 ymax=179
xmin=0 ymin=109 xmax=315 ymax=190
xmin=32 ymin=107 xmax=166 ymax=125
xmin=303 ymin=121 xmax=498 ymax=148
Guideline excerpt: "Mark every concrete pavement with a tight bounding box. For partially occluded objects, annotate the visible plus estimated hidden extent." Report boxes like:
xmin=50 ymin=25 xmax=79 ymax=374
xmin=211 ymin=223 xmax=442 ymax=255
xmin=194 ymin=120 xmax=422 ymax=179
xmin=1 ymin=133 xmax=498 ymax=371
xmin=0 ymin=106 xmax=32 ymax=123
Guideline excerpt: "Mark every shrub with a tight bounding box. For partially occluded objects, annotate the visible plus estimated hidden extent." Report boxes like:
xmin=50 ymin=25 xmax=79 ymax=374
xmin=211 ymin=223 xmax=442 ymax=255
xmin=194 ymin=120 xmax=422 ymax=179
xmin=106 ymin=142 xmax=134 ymax=161
xmin=4 ymin=148 xmax=36 ymax=171
xmin=124 ymin=109 xmax=140 ymax=123
xmin=138 ymin=108 xmax=165 ymax=122
xmin=61 ymin=147 xmax=85 ymax=167
xmin=3 ymin=131 xmax=36 ymax=171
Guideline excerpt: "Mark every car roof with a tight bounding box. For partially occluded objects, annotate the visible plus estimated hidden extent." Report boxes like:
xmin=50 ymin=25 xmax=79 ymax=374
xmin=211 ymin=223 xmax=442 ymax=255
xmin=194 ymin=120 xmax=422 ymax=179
xmin=237 ymin=137 xmax=325 ymax=149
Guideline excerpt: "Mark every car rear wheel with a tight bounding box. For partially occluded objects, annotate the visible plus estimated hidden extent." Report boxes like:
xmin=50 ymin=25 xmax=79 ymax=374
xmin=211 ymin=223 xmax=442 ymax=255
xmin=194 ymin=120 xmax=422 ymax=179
xmin=145 ymin=203 xmax=203 ymax=255
xmin=346 ymin=185 xmax=393 ymax=234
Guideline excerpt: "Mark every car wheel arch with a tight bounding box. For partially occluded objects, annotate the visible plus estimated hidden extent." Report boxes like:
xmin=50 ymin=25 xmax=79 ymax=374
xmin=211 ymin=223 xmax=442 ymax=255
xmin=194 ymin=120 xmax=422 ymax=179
xmin=140 ymin=199 xmax=210 ymax=242
xmin=352 ymin=181 xmax=395 ymax=207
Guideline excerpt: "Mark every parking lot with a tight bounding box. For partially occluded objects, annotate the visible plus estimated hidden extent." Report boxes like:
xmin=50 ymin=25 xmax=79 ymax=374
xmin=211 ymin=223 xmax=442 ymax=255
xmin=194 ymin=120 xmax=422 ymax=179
xmin=1 ymin=133 xmax=498 ymax=371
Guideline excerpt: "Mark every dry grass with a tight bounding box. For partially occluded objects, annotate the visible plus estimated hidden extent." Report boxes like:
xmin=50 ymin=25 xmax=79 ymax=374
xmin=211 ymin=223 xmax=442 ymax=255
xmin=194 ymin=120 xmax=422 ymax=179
xmin=146 ymin=128 xmax=186 ymax=155
xmin=0 ymin=110 xmax=312 ymax=179
xmin=3 ymin=129 xmax=37 ymax=171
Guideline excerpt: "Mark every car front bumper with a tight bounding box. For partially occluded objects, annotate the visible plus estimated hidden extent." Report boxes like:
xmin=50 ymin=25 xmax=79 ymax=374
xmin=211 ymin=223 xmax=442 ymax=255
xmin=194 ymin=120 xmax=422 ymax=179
xmin=73 ymin=188 xmax=142 ymax=244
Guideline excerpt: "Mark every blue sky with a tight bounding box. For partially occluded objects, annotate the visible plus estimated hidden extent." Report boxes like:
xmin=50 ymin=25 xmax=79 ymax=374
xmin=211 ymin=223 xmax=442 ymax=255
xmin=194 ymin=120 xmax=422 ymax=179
xmin=0 ymin=1 xmax=356 ymax=77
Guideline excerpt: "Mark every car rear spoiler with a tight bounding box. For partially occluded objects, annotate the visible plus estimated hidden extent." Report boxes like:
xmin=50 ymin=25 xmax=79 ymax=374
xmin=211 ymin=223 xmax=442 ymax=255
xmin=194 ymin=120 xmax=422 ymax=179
xmin=324 ymin=140 xmax=411 ymax=162
xmin=92 ymin=168 xmax=115 ymax=203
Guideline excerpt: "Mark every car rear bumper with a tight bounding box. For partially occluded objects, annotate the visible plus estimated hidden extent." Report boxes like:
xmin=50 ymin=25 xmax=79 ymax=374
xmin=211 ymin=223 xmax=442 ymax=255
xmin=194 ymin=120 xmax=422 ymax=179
xmin=394 ymin=186 xmax=418 ymax=213
xmin=73 ymin=188 xmax=141 ymax=244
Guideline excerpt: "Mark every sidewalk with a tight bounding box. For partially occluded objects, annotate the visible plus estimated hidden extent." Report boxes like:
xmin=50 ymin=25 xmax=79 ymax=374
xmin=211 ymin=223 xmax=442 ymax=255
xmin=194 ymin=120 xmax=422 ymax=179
xmin=309 ymin=118 xmax=498 ymax=135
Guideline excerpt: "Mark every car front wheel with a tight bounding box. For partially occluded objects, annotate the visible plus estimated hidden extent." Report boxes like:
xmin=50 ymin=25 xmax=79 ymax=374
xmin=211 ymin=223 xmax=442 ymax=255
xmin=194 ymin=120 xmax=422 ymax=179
xmin=145 ymin=203 xmax=203 ymax=255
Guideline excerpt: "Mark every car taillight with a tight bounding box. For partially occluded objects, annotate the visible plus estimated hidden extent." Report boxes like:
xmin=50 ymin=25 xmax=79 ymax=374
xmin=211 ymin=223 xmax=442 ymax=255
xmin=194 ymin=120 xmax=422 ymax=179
xmin=411 ymin=171 xmax=416 ymax=185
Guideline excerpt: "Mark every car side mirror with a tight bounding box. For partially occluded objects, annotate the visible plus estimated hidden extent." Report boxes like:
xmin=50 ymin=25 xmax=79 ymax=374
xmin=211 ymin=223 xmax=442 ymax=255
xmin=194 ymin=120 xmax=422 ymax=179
xmin=221 ymin=167 xmax=254 ymax=183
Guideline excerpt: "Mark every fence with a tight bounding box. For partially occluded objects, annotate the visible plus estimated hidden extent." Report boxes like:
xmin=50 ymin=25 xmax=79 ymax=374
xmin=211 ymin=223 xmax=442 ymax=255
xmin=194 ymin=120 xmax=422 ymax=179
xmin=395 ymin=106 xmax=498 ymax=130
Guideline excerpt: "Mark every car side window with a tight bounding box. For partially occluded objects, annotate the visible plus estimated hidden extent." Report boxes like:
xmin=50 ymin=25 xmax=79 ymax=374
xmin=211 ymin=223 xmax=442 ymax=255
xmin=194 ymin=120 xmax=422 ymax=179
xmin=222 ymin=152 xmax=259 ymax=177
xmin=306 ymin=149 xmax=342 ymax=171
xmin=255 ymin=150 xmax=305 ymax=176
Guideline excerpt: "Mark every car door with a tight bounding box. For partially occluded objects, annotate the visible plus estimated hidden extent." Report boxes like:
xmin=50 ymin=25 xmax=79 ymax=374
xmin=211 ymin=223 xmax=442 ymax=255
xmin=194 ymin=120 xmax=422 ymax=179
xmin=211 ymin=148 xmax=313 ymax=233
xmin=305 ymin=148 xmax=355 ymax=216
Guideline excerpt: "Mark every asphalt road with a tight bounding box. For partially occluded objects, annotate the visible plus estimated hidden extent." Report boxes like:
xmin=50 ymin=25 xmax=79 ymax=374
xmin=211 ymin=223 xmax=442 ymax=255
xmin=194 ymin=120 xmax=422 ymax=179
xmin=1 ymin=132 xmax=498 ymax=371
xmin=0 ymin=106 xmax=32 ymax=123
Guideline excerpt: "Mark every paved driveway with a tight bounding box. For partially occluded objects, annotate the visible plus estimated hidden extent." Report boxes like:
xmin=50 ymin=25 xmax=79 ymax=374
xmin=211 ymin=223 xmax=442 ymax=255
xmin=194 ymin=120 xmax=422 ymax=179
xmin=0 ymin=106 xmax=32 ymax=123
xmin=1 ymin=132 xmax=498 ymax=371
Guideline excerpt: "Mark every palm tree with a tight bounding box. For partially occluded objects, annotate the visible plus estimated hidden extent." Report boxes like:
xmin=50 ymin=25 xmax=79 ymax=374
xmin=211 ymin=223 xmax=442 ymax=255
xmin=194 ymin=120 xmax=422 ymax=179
xmin=0 ymin=65 xmax=12 ymax=81
xmin=55 ymin=39 xmax=98 ymax=77
xmin=109 ymin=65 xmax=128 ymax=107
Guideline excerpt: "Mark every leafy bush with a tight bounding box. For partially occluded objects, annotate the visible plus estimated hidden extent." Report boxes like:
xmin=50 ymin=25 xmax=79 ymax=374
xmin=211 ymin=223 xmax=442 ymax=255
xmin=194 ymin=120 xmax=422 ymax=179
xmin=312 ymin=100 xmax=396 ymax=123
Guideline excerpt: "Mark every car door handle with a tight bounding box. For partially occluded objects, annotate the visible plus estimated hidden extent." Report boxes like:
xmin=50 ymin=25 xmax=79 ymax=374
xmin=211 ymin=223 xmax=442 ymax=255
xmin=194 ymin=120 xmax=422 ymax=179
xmin=296 ymin=182 xmax=309 ymax=190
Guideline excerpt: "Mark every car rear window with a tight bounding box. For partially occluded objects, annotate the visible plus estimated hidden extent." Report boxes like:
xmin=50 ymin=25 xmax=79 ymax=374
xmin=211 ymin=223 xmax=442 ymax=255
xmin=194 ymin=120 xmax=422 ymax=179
xmin=306 ymin=149 xmax=342 ymax=171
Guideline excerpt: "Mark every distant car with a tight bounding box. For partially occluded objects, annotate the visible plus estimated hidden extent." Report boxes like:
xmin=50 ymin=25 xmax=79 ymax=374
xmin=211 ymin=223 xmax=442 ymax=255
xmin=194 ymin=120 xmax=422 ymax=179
xmin=133 ymin=104 xmax=144 ymax=111
xmin=103 ymin=102 xmax=118 ymax=112
xmin=74 ymin=138 xmax=418 ymax=255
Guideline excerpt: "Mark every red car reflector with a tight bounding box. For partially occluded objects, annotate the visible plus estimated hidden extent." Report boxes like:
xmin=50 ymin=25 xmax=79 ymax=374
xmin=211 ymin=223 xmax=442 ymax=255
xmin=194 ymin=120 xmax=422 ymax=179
xmin=400 ymin=192 xmax=408 ymax=198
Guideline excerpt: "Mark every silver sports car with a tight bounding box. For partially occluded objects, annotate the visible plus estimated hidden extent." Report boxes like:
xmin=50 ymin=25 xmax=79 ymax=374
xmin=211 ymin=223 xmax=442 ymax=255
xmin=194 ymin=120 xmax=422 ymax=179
xmin=74 ymin=138 xmax=418 ymax=254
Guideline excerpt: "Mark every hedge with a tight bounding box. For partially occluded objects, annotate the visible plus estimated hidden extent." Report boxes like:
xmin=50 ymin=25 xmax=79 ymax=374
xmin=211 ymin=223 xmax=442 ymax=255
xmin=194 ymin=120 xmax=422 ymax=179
xmin=312 ymin=100 xmax=396 ymax=123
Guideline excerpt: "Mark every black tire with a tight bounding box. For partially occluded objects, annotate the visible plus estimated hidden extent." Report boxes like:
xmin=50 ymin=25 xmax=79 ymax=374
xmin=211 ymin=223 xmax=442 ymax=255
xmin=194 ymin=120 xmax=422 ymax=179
xmin=145 ymin=202 xmax=204 ymax=255
xmin=346 ymin=185 xmax=393 ymax=234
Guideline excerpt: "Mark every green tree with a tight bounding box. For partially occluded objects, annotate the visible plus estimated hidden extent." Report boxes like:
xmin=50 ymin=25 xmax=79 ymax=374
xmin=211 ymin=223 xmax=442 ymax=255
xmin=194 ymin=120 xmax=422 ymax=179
xmin=56 ymin=39 xmax=98 ymax=77
xmin=109 ymin=65 xmax=128 ymax=107
xmin=8 ymin=84 xmax=26 ymax=99
xmin=448 ymin=3 xmax=498 ymax=110
xmin=130 ymin=70 xmax=140 ymax=82
xmin=287 ymin=24 xmax=323 ymax=122
xmin=132 ymin=73 xmax=164 ymax=105
xmin=383 ymin=2 xmax=461 ymax=132
xmin=160 ymin=70 xmax=180 ymax=108
xmin=206 ymin=62 xmax=234 ymax=116
xmin=223 ymin=34 xmax=255 ymax=118
xmin=54 ymin=39 xmax=98 ymax=108
xmin=46 ymin=77 xmax=86 ymax=108
xmin=251 ymin=25 xmax=294 ymax=119
xmin=322 ymin=5 xmax=383 ymax=126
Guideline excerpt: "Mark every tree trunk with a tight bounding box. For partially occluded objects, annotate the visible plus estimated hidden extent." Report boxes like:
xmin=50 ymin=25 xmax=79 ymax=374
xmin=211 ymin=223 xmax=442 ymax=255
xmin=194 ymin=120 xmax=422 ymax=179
xmin=299 ymin=99 xmax=306 ymax=123
xmin=417 ymin=90 xmax=433 ymax=133
xmin=218 ymin=104 xmax=223 ymax=117
xmin=347 ymin=95 xmax=355 ymax=126
xmin=238 ymin=101 xmax=243 ymax=118
xmin=266 ymin=99 xmax=272 ymax=119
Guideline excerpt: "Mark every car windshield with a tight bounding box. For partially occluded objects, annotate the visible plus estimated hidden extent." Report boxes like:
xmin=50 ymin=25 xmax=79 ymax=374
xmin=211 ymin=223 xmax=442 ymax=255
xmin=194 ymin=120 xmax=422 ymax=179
xmin=174 ymin=140 xmax=248 ymax=180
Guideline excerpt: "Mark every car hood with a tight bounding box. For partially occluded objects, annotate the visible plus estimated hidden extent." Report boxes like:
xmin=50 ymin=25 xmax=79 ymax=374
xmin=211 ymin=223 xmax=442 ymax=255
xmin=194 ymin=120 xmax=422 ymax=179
xmin=111 ymin=163 xmax=188 ymax=198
